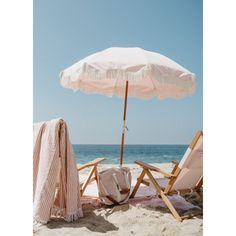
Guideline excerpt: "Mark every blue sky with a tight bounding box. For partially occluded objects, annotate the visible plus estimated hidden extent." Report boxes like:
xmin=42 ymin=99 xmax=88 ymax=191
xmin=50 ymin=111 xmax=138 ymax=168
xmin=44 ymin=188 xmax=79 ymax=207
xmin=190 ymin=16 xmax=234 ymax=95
xmin=34 ymin=0 xmax=202 ymax=144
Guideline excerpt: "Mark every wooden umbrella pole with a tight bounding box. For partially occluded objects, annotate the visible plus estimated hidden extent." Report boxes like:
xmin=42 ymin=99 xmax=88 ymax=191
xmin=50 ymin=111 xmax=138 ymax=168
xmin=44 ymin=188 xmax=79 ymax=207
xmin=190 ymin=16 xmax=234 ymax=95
xmin=120 ymin=80 xmax=129 ymax=166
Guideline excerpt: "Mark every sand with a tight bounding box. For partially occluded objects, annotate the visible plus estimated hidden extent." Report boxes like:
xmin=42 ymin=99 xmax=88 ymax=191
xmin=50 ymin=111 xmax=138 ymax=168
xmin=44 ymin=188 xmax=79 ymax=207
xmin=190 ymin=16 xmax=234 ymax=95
xmin=34 ymin=163 xmax=203 ymax=236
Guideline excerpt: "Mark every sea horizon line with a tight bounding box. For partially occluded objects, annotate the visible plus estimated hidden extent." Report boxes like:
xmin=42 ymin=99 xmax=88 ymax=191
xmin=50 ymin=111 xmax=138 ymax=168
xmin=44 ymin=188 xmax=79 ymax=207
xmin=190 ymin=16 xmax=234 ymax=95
xmin=72 ymin=143 xmax=188 ymax=145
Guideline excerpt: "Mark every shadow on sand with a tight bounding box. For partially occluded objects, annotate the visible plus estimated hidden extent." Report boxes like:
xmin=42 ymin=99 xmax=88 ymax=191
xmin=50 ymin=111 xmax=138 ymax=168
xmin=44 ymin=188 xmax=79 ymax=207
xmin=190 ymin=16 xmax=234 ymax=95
xmin=45 ymin=189 xmax=203 ymax=233
xmin=47 ymin=209 xmax=119 ymax=233
xmin=130 ymin=185 xmax=203 ymax=220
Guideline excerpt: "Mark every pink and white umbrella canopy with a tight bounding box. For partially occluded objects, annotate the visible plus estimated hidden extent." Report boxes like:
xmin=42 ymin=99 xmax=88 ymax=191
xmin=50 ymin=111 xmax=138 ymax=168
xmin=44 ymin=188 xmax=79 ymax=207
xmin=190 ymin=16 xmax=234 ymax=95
xmin=60 ymin=47 xmax=196 ymax=99
xmin=60 ymin=47 xmax=196 ymax=165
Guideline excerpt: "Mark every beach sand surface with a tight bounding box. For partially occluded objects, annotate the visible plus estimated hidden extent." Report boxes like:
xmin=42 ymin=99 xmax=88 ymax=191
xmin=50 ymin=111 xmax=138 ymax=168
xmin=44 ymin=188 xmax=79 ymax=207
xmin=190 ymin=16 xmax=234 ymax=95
xmin=34 ymin=163 xmax=203 ymax=236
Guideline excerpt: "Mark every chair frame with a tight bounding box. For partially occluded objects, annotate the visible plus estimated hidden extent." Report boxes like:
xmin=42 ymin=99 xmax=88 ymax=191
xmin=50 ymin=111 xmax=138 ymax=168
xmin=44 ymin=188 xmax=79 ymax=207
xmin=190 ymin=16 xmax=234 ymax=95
xmin=77 ymin=157 xmax=106 ymax=196
xmin=130 ymin=131 xmax=203 ymax=222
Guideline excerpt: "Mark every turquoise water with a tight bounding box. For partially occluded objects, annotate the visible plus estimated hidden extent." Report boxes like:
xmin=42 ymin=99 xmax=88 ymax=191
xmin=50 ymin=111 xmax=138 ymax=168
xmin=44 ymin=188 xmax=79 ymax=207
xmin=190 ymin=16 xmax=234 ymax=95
xmin=73 ymin=144 xmax=187 ymax=164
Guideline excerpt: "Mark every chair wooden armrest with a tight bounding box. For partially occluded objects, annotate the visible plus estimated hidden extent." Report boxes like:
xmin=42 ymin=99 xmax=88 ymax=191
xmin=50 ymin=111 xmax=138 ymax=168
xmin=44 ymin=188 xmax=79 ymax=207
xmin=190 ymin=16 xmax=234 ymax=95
xmin=77 ymin=157 xmax=106 ymax=171
xmin=77 ymin=157 xmax=106 ymax=196
xmin=135 ymin=160 xmax=173 ymax=178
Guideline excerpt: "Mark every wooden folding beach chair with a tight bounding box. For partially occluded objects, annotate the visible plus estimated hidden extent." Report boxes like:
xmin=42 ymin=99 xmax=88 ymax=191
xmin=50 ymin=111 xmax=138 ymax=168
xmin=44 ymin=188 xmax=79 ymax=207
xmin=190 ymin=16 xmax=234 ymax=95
xmin=77 ymin=157 xmax=106 ymax=196
xmin=130 ymin=131 xmax=203 ymax=222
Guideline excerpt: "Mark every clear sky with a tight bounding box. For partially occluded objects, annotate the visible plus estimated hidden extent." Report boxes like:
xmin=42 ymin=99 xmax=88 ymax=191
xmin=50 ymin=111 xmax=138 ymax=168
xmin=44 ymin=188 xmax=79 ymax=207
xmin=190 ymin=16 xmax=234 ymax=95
xmin=34 ymin=0 xmax=202 ymax=144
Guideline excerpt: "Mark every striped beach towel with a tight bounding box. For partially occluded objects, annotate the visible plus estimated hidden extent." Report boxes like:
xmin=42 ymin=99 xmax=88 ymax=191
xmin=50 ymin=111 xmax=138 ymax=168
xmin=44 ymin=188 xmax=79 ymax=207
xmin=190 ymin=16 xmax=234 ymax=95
xmin=33 ymin=118 xmax=83 ymax=224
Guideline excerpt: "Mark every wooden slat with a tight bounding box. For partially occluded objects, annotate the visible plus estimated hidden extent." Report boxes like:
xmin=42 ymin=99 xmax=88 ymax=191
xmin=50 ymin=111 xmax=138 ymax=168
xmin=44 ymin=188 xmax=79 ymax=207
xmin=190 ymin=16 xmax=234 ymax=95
xmin=145 ymin=169 xmax=182 ymax=222
xmin=80 ymin=166 xmax=96 ymax=196
xmin=135 ymin=160 xmax=173 ymax=178
xmin=145 ymin=169 xmax=163 ymax=194
xmin=141 ymin=179 xmax=150 ymax=186
xmin=181 ymin=214 xmax=195 ymax=220
xmin=130 ymin=169 xmax=146 ymax=198
xmin=94 ymin=166 xmax=99 ymax=185
xmin=160 ymin=192 xmax=182 ymax=222
xmin=171 ymin=162 xmax=179 ymax=175
xmin=195 ymin=176 xmax=203 ymax=190
xmin=77 ymin=157 xmax=106 ymax=171
xmin=164 ymin=167 xmax=181 ymax=194
xmin=189 ymin=130 xmax=203 ymax=149
xmin=168 ymin=188 xmax=195 ymax=196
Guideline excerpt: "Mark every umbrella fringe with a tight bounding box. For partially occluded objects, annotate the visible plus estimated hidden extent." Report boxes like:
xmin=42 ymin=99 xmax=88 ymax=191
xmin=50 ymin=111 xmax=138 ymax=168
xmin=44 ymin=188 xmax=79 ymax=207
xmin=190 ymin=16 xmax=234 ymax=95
xmin=61 ymin=64 xmax=195 ymax=99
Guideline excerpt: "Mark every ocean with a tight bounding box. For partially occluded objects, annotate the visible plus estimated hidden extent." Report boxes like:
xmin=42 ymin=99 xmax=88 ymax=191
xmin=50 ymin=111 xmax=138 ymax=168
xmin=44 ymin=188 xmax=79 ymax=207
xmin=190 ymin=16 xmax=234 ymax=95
xmin=72 ymin=144 xmax=187 ymax=164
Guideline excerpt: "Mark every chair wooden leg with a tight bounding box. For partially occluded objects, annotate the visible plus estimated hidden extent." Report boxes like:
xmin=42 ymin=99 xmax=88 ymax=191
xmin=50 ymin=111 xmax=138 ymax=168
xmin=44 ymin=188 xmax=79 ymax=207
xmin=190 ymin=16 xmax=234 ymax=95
xmin=195 ymin=176 xmax=203 ymax=191
xmin=141 ymin=179 xmax=150 ymax=186
xmin=145 ymin=169 xmax=182 ymax=222
xmin=94 ymin=166 xmax=99 ymax=186
xmin=81 ymin=166 xmax=96 ymax=196
xmin=160 ymin=192 xmax=183 ymax=222
xmin=130 ymin=169 xmax=146 ymax=198
xmin=145 ymin=169 xmax=163 ymax=194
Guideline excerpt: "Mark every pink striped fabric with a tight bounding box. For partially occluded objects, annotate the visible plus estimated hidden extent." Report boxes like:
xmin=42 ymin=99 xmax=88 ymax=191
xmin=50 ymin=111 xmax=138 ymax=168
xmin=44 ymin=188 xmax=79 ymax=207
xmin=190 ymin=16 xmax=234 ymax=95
xmin=33 ymin=118 xmax=83 ymax=224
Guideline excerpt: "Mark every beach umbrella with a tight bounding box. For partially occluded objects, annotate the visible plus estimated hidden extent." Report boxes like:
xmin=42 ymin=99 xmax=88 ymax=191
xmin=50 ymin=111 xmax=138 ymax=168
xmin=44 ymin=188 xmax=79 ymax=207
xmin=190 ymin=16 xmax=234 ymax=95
xmin=60 ymin=47 xmax=196 ymax=165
